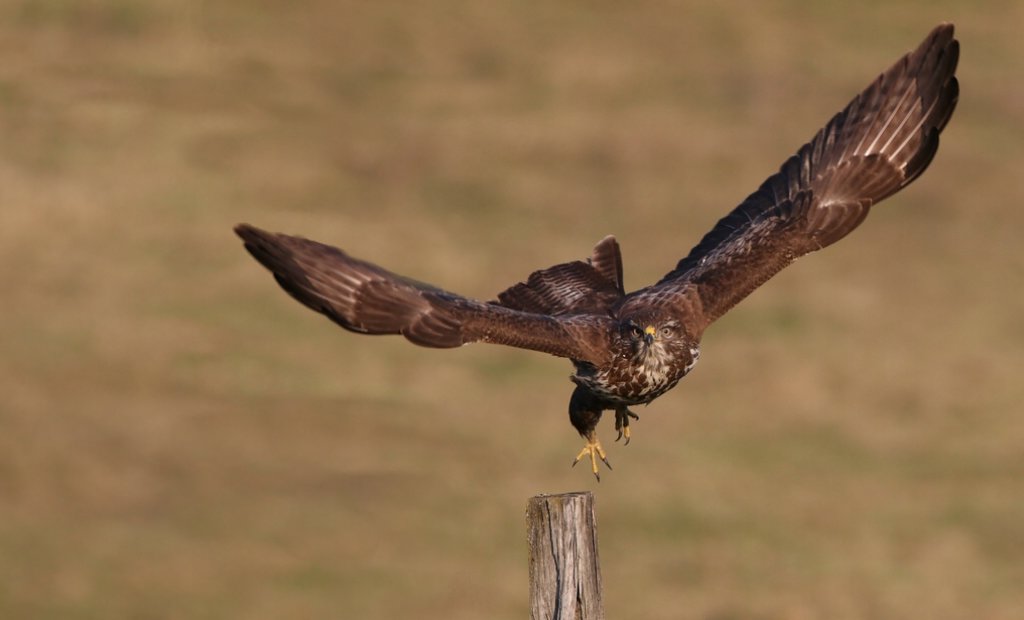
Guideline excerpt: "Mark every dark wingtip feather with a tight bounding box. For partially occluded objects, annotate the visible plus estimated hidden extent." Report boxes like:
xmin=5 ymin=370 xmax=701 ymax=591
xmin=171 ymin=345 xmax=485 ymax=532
xmin=234 ymin=223 xmax=291 ymax=276
xmin=234 ymin=225 xmax=330 ymax=320
xmin=234 ymin=222 xmax=262 ymax=241
xmin=936 ymin=74 xmax=960 ymax=134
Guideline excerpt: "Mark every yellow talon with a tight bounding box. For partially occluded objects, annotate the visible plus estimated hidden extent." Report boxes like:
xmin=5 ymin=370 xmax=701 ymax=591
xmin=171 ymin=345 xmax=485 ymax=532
xmin=572 ymin=436 xmax=612 ymax=481
xmin=614 ymin=408 xmax=639 ymax=445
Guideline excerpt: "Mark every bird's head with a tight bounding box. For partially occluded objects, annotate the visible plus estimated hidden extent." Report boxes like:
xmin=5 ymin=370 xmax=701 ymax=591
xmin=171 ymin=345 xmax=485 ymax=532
xmin=620 ymin=315 xmax=686 ymax=363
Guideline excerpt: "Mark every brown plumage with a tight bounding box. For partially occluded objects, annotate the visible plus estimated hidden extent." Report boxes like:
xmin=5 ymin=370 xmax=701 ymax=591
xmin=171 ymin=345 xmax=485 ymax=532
xmin=236 ymin=24 xmax=959 ymax=479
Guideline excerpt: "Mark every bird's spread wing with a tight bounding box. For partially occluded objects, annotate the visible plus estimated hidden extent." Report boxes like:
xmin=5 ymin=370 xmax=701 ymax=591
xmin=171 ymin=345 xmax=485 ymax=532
xmin=638 ymin=23 xmax=959 ymax=332
xmin=235 ymin=224 xmax=614 ymax=365
xmin=495 ymin=235 xmax=624 ymax=316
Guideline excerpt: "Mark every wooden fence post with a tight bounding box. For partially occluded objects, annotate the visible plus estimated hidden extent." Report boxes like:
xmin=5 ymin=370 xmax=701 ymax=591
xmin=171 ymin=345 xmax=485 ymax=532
xmin=526 ymin=492 xmax=605 ymax=620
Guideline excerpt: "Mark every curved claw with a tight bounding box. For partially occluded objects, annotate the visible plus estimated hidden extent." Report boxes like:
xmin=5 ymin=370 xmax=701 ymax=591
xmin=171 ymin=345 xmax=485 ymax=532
xmin=572 ymin=436 xmax=612 ymax=481
xmin=614 ymin=408 xmax=639 ymax=446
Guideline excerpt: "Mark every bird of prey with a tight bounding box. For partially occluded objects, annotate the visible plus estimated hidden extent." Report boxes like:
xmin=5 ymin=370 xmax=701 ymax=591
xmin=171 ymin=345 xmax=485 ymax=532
xmin=235 ymin=24 xmax=958 ymax=479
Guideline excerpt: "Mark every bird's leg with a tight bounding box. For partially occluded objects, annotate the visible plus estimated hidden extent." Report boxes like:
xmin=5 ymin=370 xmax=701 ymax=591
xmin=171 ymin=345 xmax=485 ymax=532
xmin=572 ymin=430 xmax=612 ymax=481
xmin=568 ymin=386 xmax=611 ymax=481
xmin=614 ymin=407 xmax=639 ymax=445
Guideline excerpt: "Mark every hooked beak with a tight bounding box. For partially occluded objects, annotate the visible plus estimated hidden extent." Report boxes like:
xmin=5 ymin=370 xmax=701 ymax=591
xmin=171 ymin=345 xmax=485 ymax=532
xmin=643 ymin=325 xmax=655 ymax=346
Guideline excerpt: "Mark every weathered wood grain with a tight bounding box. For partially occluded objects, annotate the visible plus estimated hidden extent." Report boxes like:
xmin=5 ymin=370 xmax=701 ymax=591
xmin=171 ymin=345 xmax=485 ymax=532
xmin=527 ymin=492 xmax=605 ymax=620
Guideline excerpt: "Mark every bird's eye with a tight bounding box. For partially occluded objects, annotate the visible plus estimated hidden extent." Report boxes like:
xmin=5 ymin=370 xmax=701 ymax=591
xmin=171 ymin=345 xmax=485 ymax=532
xmin=660 ymin=325 xmax=674 ymax=338
xmin=629 ymin=324 xmax=642 ymax=338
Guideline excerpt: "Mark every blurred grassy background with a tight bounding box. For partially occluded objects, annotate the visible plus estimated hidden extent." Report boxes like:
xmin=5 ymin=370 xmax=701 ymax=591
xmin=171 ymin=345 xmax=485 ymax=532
xmin=2 ymin=1 xmax=1022 ymax=618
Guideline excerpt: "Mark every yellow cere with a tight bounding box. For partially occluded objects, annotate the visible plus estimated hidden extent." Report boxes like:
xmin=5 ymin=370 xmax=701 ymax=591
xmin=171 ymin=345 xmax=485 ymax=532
xmin=644 ymin=326 xmax=656 ymax=336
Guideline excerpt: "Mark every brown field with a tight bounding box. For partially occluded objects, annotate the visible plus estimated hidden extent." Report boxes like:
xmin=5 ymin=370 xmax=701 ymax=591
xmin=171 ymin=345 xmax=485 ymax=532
xmin=2 ymin=1 xmax=1022 ymax=618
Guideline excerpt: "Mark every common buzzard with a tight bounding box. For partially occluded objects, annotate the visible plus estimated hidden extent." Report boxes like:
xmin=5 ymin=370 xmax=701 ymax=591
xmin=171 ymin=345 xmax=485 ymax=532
xmin=236 ymin=24 xmax=959 ymax=479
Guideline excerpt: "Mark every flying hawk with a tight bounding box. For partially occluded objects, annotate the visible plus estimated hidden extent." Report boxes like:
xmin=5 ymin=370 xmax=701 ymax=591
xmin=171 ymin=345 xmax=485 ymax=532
xmin=236 ymin=24 xmax=958 ymax=479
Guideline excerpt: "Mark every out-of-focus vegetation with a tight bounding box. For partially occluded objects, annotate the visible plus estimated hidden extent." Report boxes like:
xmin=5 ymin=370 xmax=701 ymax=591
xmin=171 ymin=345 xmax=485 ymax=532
xmin=1 ymin=1 xmax=1022 ymax=618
